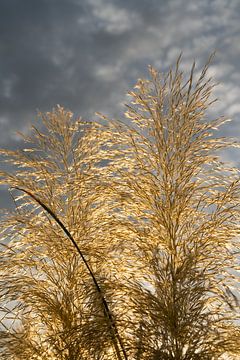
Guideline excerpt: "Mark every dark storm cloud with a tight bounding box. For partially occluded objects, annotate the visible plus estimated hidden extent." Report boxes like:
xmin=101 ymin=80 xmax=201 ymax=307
xmin=0 ymin=0 xmax=240 ymax=207
xmin=0 ymin=0 xmax=143 ymax=141
xmin=0 ymin=1 xmax=90 ymax=137
xmin=0 ymin=0 xmax=238 ymax=137
xmin=0 ymin=0 xmax=146 ymax=141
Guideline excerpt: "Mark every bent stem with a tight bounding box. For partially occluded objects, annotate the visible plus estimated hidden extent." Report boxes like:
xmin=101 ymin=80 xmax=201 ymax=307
xmin=14 ymin=187 xmax=128 ymax=360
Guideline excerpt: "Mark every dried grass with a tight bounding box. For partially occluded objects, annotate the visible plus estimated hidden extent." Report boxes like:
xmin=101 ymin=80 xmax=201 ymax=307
xmin=0 ymin=56 xmax=239 ymax=359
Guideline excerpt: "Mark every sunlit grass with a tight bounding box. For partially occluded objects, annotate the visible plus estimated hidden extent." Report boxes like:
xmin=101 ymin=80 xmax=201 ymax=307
xmin=0 ymin=56 xmax=239 ymax=359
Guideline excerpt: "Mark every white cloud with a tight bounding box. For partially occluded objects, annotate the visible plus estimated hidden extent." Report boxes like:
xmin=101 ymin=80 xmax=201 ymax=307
xmin=88 ymin=0 xmax=140 ymax=34
xmin=94 ymin=63 xmax=122 ymax=81
xmin=2 ymin=76 xmax=17 ymax=99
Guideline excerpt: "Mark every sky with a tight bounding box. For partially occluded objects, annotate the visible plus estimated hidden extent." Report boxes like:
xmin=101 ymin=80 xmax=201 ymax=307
xmin=0 ymin=0 xmax=240 ymax=208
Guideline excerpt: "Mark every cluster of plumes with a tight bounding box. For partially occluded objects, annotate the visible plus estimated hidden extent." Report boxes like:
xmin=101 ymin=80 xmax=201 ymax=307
xmin=0 ymin=57 xmax=240 ymax=359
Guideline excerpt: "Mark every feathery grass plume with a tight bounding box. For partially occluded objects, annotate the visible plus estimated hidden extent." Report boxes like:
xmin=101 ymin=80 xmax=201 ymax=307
xmin=97 ymin=56 xmax=240 ymax=359
xmin=0 ymin=106 xmax=128 ymax=360
xmin=0 ymin=56 xmax=240 ymax=360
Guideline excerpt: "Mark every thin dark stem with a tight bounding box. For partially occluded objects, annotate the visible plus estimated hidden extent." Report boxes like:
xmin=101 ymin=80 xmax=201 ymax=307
xmin=14 ymin=187 xmax=128 ymax=360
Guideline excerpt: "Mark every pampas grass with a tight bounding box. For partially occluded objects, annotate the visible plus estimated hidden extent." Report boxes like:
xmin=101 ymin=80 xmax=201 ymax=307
xmin=0 ymin=56 xmax=239 ymax=359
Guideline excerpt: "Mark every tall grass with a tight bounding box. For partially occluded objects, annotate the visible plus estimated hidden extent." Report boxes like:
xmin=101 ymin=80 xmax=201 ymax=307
xmin=0 ymin=57 xmax=239 ymax=359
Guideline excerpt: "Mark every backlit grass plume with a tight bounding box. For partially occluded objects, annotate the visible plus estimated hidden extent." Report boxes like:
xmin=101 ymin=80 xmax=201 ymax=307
xmin=0 ymin=56 xmax=240 ymax=359
xmin=0 ymin=108 xmax=128 ymax=359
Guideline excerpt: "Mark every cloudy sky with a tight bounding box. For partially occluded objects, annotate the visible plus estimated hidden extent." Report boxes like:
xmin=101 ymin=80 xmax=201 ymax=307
xmin=0 ymin=0 xmax=240 ymax=207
